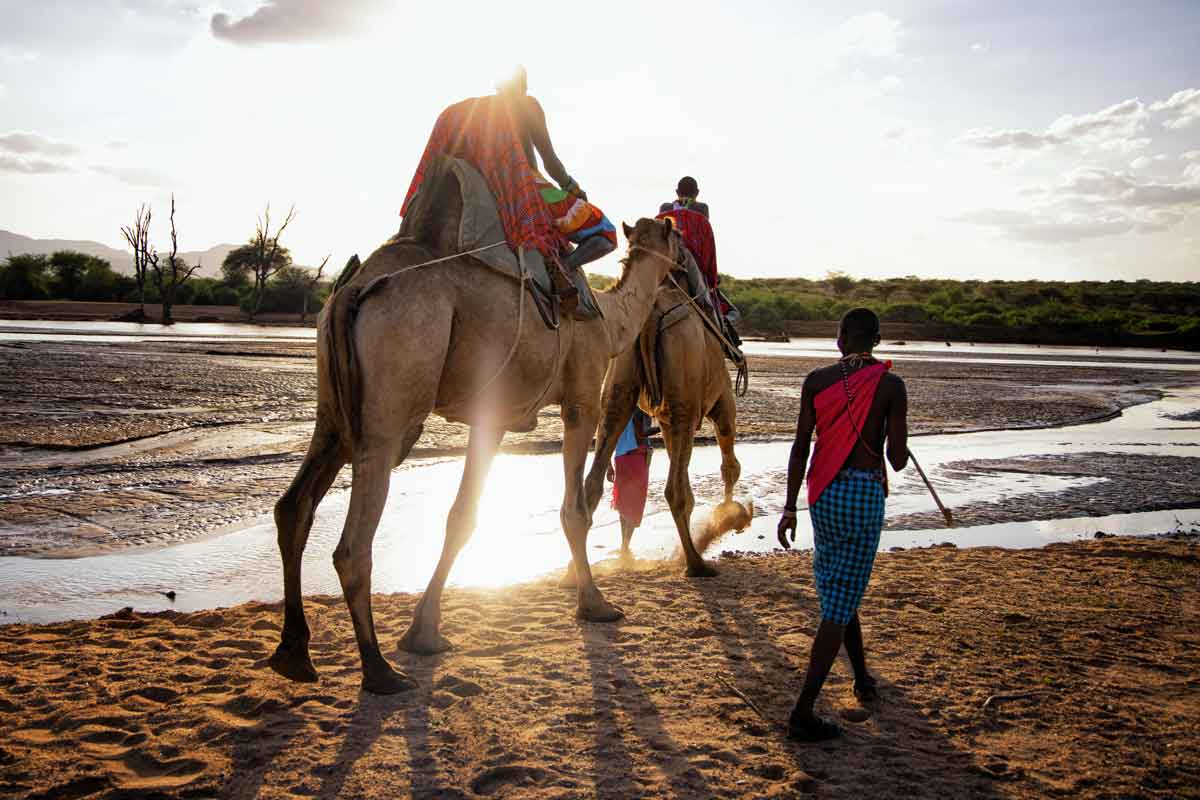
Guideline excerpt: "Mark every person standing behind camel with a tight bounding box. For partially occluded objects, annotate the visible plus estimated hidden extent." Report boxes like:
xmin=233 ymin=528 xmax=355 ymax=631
xmin=607 ymin=409 xmax=657 ymax=558
xmin=776 ymin=308 xmax=909 ymax=741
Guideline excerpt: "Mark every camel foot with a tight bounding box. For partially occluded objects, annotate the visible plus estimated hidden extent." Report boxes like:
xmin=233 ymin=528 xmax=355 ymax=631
xmin=576 ymin=600 xmax=625 ymax=623
xmin=685 ymin=561 xmax=719 ymax=578
xmin=396 ymin=623 xmax=454 ymax=655
xmin=559 ymin=565 xmax=579 ymax=589
xmin=267 ymin=642 xmax=318 ymax=683
xmin=361 ymin=658 xmax=418 ymax=695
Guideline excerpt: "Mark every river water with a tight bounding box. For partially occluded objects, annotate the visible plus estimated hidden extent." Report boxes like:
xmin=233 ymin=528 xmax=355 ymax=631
xmin=1 ymin=366 xmax=1197 ymax=625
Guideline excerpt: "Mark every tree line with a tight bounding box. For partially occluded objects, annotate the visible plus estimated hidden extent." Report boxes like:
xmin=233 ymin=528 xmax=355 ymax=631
xmin=721 ymin=271 xmax=1200 ymax=345
xmin=0 ymin=198 xmax=331 ymax=324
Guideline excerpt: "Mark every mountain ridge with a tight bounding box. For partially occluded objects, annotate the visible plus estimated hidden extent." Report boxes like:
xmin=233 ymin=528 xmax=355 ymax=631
xmin=0 ymin=229 xmax=239 ymax=279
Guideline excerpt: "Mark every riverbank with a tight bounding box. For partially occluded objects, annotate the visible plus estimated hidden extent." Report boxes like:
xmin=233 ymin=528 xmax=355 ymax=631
xmin=1 ymin=335 xmax=1197 ymax=558
xmin=1 ymin=536 xmax=1196 ymax=799
xmin=0 ymin=299 xmax=309 ymax=326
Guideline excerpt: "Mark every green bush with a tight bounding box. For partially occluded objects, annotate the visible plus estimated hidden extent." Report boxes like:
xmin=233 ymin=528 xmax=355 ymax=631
xmin=880 ymin=303 xmax=930 ymax=323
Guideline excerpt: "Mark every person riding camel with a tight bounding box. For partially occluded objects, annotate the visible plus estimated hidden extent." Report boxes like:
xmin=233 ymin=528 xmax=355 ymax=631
xmin=659 ymin=175 xmax=710 ymax=219
xmin=401 ymin=66 xmax=616 ymax=310
xmin=654 ymin=176 xmax=741 ymax=349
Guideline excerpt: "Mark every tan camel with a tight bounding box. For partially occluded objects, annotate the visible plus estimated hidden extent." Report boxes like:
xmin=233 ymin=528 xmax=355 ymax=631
xmin=579 ymin=280 xmax=748 ymax=575
xmin=267 ymin=198 xmax=682 ymax=693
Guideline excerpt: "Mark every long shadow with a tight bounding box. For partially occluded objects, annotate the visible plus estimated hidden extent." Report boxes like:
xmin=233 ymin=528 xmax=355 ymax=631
xmin=222 ymin=705 xmax=306 ymax=800
xmin=687 ymin=560 xmax=1005 ymax=798
xmin=580 ymin=622 xmax=712 ymax=799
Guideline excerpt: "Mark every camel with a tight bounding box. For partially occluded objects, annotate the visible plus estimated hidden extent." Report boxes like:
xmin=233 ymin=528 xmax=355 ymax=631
xmin=579 ymin=278 xmax=750 ymax=574
xmin=267 ymin=180 xmax=683 ymax=693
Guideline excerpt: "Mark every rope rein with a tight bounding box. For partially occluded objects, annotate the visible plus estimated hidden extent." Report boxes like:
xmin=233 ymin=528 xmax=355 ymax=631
xmin=627 ymin=244 xmax=750 ymax=396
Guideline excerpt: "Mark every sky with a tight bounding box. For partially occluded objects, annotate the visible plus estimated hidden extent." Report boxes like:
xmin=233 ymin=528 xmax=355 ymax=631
xmin=0 ymin=0 xmax=1198 ymax=282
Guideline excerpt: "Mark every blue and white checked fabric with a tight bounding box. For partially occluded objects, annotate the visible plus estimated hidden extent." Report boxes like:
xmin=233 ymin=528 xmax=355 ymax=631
xmin=809 ymin=468 xmax=886 ymax=624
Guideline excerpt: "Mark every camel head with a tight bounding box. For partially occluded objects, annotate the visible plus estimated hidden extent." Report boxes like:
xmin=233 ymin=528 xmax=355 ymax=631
xmin=620 ymin=217 xmax=683 ymax=286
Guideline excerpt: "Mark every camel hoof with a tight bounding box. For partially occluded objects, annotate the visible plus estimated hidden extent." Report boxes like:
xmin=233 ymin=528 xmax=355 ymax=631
xmin=361 ymin=662 xmax=418 ymax=695
xmin=686 ymin=561 xmax=719 ymax=578
xmin=397 ymin=625 xmax=454 ymax=655
xmin=576 ymin=602 xmax=625 ymax=623
xmin=267 ymin=642 xmax=318 ymax=683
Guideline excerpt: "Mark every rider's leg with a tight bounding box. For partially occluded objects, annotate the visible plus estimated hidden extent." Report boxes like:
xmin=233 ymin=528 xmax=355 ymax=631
xmin=562 ymin=234 xmax=616 ymax=271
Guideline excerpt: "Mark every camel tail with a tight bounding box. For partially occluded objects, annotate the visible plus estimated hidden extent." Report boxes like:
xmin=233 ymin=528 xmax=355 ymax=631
xmin=324 ymin=256 xmax=364 ymax=444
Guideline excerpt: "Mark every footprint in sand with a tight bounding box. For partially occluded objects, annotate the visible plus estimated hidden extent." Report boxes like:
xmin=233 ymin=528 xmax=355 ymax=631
xmin=470 ymin=765 xmax=549 ymax=796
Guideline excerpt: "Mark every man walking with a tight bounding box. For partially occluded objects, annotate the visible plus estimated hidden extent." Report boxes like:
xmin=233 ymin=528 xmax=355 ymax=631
xmin=777 ymin=308 xmax=909 ymax=741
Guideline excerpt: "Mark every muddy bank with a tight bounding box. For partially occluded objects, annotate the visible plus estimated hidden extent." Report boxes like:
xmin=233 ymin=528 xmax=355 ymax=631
xmin=0 ymin=537 xmax=1196 ymax=799
xmin=0 ymin=338 xmax=1192 ymax=557
xmin=887 ymin=453 xmax=1200 ymax=531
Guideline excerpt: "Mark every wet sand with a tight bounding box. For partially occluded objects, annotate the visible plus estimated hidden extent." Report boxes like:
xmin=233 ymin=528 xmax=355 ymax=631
xmin=0 ymin=536 xmax=1196 ymax=799
xmin=2 ymin=337 xmax=1193 ymax=557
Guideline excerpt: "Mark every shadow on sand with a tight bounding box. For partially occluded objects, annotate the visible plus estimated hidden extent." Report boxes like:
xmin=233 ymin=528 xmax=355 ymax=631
xmin=686 ymin=560 xmax=1004 ymax=798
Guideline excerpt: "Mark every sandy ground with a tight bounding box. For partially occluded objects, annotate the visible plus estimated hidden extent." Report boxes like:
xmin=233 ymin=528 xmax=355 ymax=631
xmin=2 ymin=338 xmax=1192 ymax=557
xmin=0 ymin=536 xmax=1196 ymax=799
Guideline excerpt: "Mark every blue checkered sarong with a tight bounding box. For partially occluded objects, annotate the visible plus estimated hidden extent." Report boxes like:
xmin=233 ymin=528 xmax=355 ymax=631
xmin=809 ymin=468 xmax=885 ymax=624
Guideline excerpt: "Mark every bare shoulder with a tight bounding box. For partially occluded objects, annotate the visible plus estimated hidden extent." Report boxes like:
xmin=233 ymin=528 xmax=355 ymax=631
xmin=881 ymin=371 xmax=907 ymax=396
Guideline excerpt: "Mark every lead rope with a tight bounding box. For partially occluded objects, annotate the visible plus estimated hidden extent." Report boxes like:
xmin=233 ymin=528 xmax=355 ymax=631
xmin=630 ymin=244 xmax=750 ymax=397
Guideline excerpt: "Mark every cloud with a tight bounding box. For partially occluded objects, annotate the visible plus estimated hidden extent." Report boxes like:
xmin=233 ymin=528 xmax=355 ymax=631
xmin=1130 ymin=154 xmax=1167 ymax=169
xmin=0 ymin=131 xmax=80 ymax=157
xmin=954 ymin=164 xmax=1200 ymax=244
xmin=970 ymin=42 xmax=988 ymax=53
xmin=0 ymin=154 xmax=73 ymax=174
xmin=959 ymin=97 xmax=1149 ymax=155
xmin=91 ymin=164 xmax=173 ymax=187
xmin=210 ymin=0 xmax=386 ymax=45
xmin=960 ymin=129 xmax=1062 ymax=150
xmin=1151 ymin=88 xmax=1200 ymax=130
xmin=827 ymin=12 xmax=902 ymax=60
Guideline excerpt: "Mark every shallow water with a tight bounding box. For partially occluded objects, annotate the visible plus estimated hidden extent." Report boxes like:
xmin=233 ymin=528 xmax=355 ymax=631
xmin=1 ymin=386 xmax=1197 ymax=625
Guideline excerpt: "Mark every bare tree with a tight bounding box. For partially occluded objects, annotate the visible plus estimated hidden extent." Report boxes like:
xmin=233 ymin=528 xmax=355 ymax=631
xmin=247 ymin=203 xmax=297 ymax=322
xmin=119 ymin=204 xmax=153 ymax=319
xmin=299 ymin=254 xmax=329 ymax=323
xmin=148 ymin=193 xmax=200 ymax=326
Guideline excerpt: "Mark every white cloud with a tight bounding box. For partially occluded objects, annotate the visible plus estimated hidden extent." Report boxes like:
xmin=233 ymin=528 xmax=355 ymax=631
xmin=1130 ymin=154 xmax=1167 ymax=169
xmin=91 ymin=164 xmax=174 ymax=187
xmin=960 ymin=128 xmax=1062 ymax=150
xmin=955 ymin=165 xmax=1200 ymax=244
xmin=211 ymin=0 xmax=387 ymax=45
xmin=828 ymin=12 xmax=902 ymax=60
xmin=0 ymin=131 xmax=80 ymax=157
xmin=1045 ymin=98 xmax=1148 ymax=152
xmin=960 ymin=97 xmax=1150 ymax=155
xmin=878 ymin=75 xmax=902 ymax=93
xmin=970 ymin=42 xmax=988 ymax=53
xmin=0 ymin=154 xmax=73 ymax=174
xmin=1150 ymin=88 xmax=1200 ymax=130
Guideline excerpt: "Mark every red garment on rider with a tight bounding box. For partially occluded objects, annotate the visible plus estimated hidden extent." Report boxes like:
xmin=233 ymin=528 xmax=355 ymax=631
xmin=612 ymin=446 xmax=650 ymax=527
xmin=807 ymin=361 xmax=892 ymax=506
xmin=401 ymin=95 xmax=568 ymax=260
xmin=655 ymin=207 xmax=725 ymax=313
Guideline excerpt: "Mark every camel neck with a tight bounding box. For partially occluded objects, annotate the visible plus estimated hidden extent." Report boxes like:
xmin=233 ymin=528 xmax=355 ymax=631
xmin=594 ymin=253 xmax=662 ymax=357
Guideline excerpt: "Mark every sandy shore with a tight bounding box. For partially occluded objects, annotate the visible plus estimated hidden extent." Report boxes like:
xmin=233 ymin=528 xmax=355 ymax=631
xmin=3 ymin=337 xmax=1193 ymax=557
xmin=1 ymin=536 xmax=1196 ymax=799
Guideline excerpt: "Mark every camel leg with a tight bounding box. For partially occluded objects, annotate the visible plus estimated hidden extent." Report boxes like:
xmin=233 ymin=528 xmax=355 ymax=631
xmin=333 ymin=447 xmax=416 ymax=694
xmin=269 ymin=416 xmax=345 ymax=683
xmin=562 ymin=404 xmax=624 ymax=622
xmin=708 ymin=389 xmax=742 ymax=504
xmin=584 ymin=352 xmax=641 ymax=514
xmin=661 ymin=417 xmax=717 ymax=577
xmin=398 ymin=426 xmax=504 ymax=654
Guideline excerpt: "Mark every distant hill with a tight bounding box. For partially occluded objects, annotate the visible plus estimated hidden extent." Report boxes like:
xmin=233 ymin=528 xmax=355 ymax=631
xmin=0 ymin=230 xmax=238 ymax=279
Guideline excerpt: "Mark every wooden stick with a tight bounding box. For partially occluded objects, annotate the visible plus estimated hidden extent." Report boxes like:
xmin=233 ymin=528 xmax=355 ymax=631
xmin=717 ymin=674 xmax=776 ymax=727
xmin=908 ymin=448 xmax=954 ymax=527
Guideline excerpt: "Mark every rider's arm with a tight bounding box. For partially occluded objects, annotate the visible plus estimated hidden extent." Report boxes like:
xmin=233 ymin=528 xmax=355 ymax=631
xmin=524 ymin=97 xmax=572 ymax=189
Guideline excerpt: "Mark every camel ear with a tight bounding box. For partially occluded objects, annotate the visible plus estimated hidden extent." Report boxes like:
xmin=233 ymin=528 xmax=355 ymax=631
xmin=622 ymin=222 xmax=634 ymax=239
xmin=661 ymin=216 xmax=675 ymax=238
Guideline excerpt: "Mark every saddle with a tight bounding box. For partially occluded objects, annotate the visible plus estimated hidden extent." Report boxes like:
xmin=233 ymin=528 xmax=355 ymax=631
xmin=397 ymin=156 xmax=602 ymax=328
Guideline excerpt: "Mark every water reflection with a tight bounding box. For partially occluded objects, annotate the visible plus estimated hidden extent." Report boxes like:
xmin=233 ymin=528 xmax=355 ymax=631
xmin=1 ymin=387 xmax=1197 ymax=624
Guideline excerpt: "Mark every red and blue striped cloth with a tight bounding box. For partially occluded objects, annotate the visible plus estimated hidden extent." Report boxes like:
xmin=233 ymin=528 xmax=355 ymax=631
xmin=401 ymin=95 xmax=567 ymax=261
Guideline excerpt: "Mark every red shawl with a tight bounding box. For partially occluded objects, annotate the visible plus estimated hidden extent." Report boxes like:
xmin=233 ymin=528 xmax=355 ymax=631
xmin=655 ymin=207 xmax=725 ymax=312
xmin=807 ymin=361 xmax=892 ymax=506
xmin=401 ymin=95 xmax=567 ymax=260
